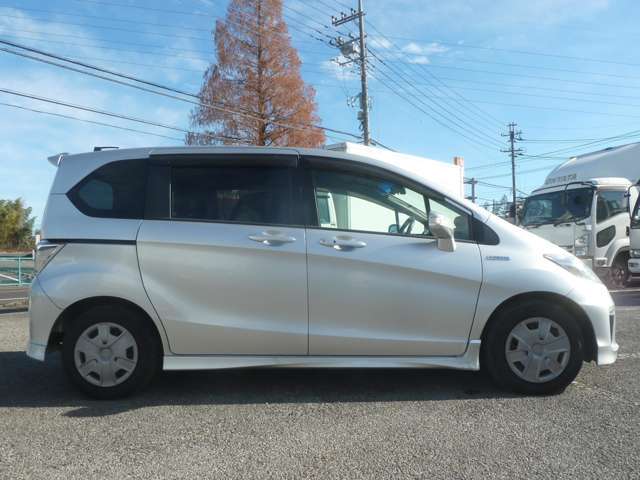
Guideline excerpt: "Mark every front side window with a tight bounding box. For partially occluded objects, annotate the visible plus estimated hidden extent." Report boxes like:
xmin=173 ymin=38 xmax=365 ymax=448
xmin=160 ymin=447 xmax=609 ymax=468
xmin=632 ymin=195 xmax=640 ymax=227
xmin=68 ymin=159 xmax=147 ymax=219
xmin=597 ymin=190 xmax=628 ymax=223
xmin=310 ymin=168 xmax=471 ymax=240
xmin=170 ymin=166 xmax=292 ymax=225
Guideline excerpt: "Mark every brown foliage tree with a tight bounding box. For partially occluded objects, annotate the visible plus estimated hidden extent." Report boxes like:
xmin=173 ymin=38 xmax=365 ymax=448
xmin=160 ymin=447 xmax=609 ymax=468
xmin=187 ymin=0 xmax=325 ymax=147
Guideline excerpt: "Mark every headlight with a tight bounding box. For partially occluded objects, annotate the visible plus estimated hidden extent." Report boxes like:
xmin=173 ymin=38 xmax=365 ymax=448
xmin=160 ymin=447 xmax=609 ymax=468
xmin=544 ymin=253 xmax=601 ymax=283
xmin=631 ymin=249 xmax=640 ymax=259
xmin=573 ymin=231 xmax=589 ymax=258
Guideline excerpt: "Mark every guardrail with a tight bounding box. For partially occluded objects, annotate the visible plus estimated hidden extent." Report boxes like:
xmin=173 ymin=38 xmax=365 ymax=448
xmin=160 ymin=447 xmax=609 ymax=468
xmin=0 ymin=255 xmax=34 ymax=286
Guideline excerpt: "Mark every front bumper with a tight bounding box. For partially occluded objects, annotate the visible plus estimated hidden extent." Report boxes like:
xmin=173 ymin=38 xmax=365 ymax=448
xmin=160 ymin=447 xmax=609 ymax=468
xmin=25 ymin=277 xmax=61 ymax=362
xmin=628 ymin=258 xmax=640 ymax=275
xmin=567 ymin=280 xmax=618 ymax=365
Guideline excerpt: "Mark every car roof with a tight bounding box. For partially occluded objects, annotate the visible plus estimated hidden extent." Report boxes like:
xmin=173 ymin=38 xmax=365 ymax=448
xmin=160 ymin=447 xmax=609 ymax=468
xmin=53 ymin=146 xmax=490 ymax=221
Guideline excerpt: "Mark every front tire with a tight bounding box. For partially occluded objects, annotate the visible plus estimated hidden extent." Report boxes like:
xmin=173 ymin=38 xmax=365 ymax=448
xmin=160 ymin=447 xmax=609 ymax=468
xmin=62 ymin=304 xmax=160 ymax=399
xmin=482 ymin=301 xmax=584 ymax=395
xmin=607 ymin=254 xmax=630 ymax=289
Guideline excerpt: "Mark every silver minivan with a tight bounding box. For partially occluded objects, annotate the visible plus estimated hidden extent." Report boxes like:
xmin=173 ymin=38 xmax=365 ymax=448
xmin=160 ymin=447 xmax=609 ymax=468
xmin=28 ymin=146 xmax=618 ymax=398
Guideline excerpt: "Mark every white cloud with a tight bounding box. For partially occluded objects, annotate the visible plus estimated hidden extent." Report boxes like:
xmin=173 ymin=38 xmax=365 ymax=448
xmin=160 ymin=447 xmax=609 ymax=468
xmin=320 ymin=58 xmax=358 ymax=81
xmin=402 ymin=42 xmax=449 ymax=56
xmin=408 ymin=56 xmax=430 ymax=65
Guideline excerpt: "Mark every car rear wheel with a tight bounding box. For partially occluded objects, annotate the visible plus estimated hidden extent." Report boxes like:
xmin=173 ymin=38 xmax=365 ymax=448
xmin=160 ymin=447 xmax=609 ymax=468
xmin=62 ymin=304 xmax=160 ymax=399
xmin=482 ymin=301 xmax=584 ymax=395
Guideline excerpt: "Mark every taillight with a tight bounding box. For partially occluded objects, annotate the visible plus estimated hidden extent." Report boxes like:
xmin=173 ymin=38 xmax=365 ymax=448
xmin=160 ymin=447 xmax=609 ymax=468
xmin=34 ymin=241 xmax=64 ymax=275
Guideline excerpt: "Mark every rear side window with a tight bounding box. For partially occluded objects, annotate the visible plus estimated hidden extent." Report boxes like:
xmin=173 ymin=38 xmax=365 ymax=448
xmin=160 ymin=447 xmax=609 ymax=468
xmin=68 ymin=159 xmax=147 ymax=219
xmin=170 ymin=166 xmax=293 ymax=225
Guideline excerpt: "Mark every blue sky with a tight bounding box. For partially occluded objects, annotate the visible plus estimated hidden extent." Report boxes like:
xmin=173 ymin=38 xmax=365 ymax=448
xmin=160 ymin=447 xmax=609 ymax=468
xmin=1 ymin=0 xmax=640 ymax=223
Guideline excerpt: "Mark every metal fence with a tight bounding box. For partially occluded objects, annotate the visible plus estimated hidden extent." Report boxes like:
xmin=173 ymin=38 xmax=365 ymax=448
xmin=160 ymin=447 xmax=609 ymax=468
xmin=0 ymin=255 xmax=34 ymax=286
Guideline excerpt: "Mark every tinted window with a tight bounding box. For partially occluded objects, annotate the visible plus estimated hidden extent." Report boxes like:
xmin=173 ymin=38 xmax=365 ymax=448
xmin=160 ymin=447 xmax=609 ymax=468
xmin=171 ymin=166 xmax=292 ymax=225
xmin=310 ymin=168 xmax=472 ymax=240
xmin=68 ymin=159 xmax=147 ymax=218
xmin=597 ymin=190 xmax=627 ymax=223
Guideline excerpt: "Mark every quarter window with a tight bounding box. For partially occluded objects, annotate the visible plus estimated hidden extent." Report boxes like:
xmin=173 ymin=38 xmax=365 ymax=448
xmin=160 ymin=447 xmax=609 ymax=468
xmin=596 ymin=190 xmax=627 ymax=223
xmin=68 ymin=159 xmax=147 ymax=219
xmin=310 ymin=168 xmax=472 ymax=240
xmin=170 ymin=166 xmax=292 ymax=225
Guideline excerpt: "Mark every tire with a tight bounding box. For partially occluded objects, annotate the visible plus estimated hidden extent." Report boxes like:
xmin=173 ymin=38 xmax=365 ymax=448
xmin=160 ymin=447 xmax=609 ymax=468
xmin=482 ymin=300 xmax=584 ymax=395
xmin=606 ymin=254 xmax=630 ymax=290
xmin=62 ymin=304 xmax=160 ymax=399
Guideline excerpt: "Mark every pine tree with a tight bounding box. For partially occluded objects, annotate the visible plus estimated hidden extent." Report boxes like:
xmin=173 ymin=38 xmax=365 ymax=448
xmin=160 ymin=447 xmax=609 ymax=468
xmin=187 ymin=0 xmax=325 ymax=147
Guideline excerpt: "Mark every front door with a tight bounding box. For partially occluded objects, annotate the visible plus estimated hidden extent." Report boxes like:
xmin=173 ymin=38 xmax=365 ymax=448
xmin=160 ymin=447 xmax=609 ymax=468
xmin=137 ymin=154 xmax=308 ymax=355
xmin=304 ymin=159 xmax=483 ymax=356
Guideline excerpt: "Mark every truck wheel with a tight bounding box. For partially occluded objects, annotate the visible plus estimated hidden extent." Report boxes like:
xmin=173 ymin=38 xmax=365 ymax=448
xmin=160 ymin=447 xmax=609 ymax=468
xmin=482 ymin=301 xmax=584 ymax=395
xmin=62 ymin=304 xmax=160 ymax=399
xmin=607 ymin=254 xmax=630 ymax=289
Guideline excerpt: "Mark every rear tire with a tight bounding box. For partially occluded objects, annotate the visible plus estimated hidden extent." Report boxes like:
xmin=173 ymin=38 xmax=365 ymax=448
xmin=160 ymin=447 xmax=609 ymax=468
xmin=482 ymin=301 xmax=584 ymax=395
xmin=62 ymin=304 xmax=160 ymax=399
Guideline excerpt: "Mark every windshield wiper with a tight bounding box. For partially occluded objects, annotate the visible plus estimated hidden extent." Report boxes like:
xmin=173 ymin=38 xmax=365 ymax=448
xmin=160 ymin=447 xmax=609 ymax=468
xmin=553 ymin=215 xmax=579 ymax=226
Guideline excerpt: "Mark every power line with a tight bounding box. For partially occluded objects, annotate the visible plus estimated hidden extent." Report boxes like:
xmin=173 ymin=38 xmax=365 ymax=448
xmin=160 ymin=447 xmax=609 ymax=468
xmin=0 ymin=39 xmax=361 ymax=140
xmin=373 ymin=34 xmax=640 ymax=68
xmin=0 ymin=100 xmax=183 ymax=141
xmin=0 ymin=86 xmax=241 ymax=142
xmin=369 ymin=63 xmax=501 ymax=153
xmin=367 ymin=50 xmax=503 ymax=149
xmin=366 ymin=22 xmax=505 ymax=129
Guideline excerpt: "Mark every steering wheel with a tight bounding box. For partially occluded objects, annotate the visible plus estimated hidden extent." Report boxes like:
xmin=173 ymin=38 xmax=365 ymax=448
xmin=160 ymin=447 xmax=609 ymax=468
xmin=399 ymin=216 xmax=415 ymax=234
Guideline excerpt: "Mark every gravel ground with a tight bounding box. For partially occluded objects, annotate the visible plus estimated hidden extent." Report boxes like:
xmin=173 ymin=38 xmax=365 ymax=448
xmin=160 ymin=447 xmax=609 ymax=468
xmin=0 ymin=303 xmax=638 ymax=480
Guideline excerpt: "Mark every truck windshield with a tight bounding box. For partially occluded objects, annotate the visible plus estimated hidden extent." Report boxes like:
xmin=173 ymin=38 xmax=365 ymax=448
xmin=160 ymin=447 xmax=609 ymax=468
xmin=522 ymin=187 xmax=594 ymax=226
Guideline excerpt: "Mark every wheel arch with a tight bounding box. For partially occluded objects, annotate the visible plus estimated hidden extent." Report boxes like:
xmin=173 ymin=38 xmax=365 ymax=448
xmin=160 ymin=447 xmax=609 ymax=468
xmin=47 ymin=296 xmax=165 ymax=355
xmin=480 ymin=292 xmax=597 ymax=363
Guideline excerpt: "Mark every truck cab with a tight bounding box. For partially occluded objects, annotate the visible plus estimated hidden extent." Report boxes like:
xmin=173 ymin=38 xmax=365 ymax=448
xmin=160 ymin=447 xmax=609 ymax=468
xmin=522 ymin=142 xmax=640 ymax=288
xmin=629 ymin=184 xmax=640 ymax=279
xmin=522 ymin=178 xmax=631 ymax=288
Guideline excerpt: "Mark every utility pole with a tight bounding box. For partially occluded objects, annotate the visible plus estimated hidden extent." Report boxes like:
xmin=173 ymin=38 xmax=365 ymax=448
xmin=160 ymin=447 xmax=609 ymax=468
xmin=331 ymin=0 xmax=370 ymax=145
xmin=501 ymin=122 xmax=523 ymax=224
xmin=465 ymin=178 xmax=478 ymax=203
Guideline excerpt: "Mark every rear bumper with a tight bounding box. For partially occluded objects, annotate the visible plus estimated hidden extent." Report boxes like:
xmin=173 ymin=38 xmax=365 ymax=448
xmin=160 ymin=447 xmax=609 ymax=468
xmin=567 ymin=280 xmax=618 ymax=366
xmin=25 ymin=277 xmax=61 ymax=362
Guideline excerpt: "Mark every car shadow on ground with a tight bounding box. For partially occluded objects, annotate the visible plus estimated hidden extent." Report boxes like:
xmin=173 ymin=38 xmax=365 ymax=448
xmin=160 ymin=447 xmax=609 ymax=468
xmin=0 ymin=351 xmax=518 ymax=417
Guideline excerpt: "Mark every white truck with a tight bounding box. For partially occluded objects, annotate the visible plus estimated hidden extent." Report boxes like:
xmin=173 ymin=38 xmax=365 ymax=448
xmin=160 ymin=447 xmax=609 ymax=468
xmin=521 ymin=142 xmax=640 ymax=288
xmin=629 ymin=184 xmax=640 ymax=278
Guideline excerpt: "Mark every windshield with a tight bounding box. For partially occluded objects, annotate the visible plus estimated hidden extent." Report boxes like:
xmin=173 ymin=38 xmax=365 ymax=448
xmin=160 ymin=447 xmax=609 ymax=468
xmin=522 ymin=187 xmax=594 ymax=226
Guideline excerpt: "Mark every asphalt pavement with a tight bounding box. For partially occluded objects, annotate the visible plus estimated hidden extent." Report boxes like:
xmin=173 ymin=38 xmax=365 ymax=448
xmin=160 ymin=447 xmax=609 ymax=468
xmin=0 ymin=300 xmax=639 ymax=479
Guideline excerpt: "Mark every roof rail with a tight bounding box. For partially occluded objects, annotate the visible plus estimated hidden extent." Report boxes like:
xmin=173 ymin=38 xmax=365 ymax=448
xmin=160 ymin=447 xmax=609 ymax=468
xmin=47 ymin=152 xmax=68 ymax=166
xmin=93 ymin=146 xmax=119 ymax=152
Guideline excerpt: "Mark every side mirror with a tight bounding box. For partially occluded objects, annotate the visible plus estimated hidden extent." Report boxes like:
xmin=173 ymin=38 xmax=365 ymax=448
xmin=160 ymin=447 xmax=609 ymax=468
xmin=429 ymin=212 xmax=456 ymax=252
xmin=388 ymin=224 xmax=399 ymax=234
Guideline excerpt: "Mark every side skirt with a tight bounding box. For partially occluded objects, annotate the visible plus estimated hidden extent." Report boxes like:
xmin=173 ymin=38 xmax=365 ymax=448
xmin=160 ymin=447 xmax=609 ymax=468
xmin=163 ymin=340 xmax=481 ymax=371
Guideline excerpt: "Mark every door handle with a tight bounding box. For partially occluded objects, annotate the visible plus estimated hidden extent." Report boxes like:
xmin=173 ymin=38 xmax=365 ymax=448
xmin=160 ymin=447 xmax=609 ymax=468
xmin=319 ymin=235 xmax=367 ymax=250
xmin=249 ymin=230 xmax=296 ymax=245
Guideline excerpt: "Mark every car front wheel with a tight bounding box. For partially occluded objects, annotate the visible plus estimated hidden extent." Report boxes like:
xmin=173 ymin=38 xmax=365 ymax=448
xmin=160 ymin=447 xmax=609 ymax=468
xmin=482 ymin=301 xmax=584 ymax=395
